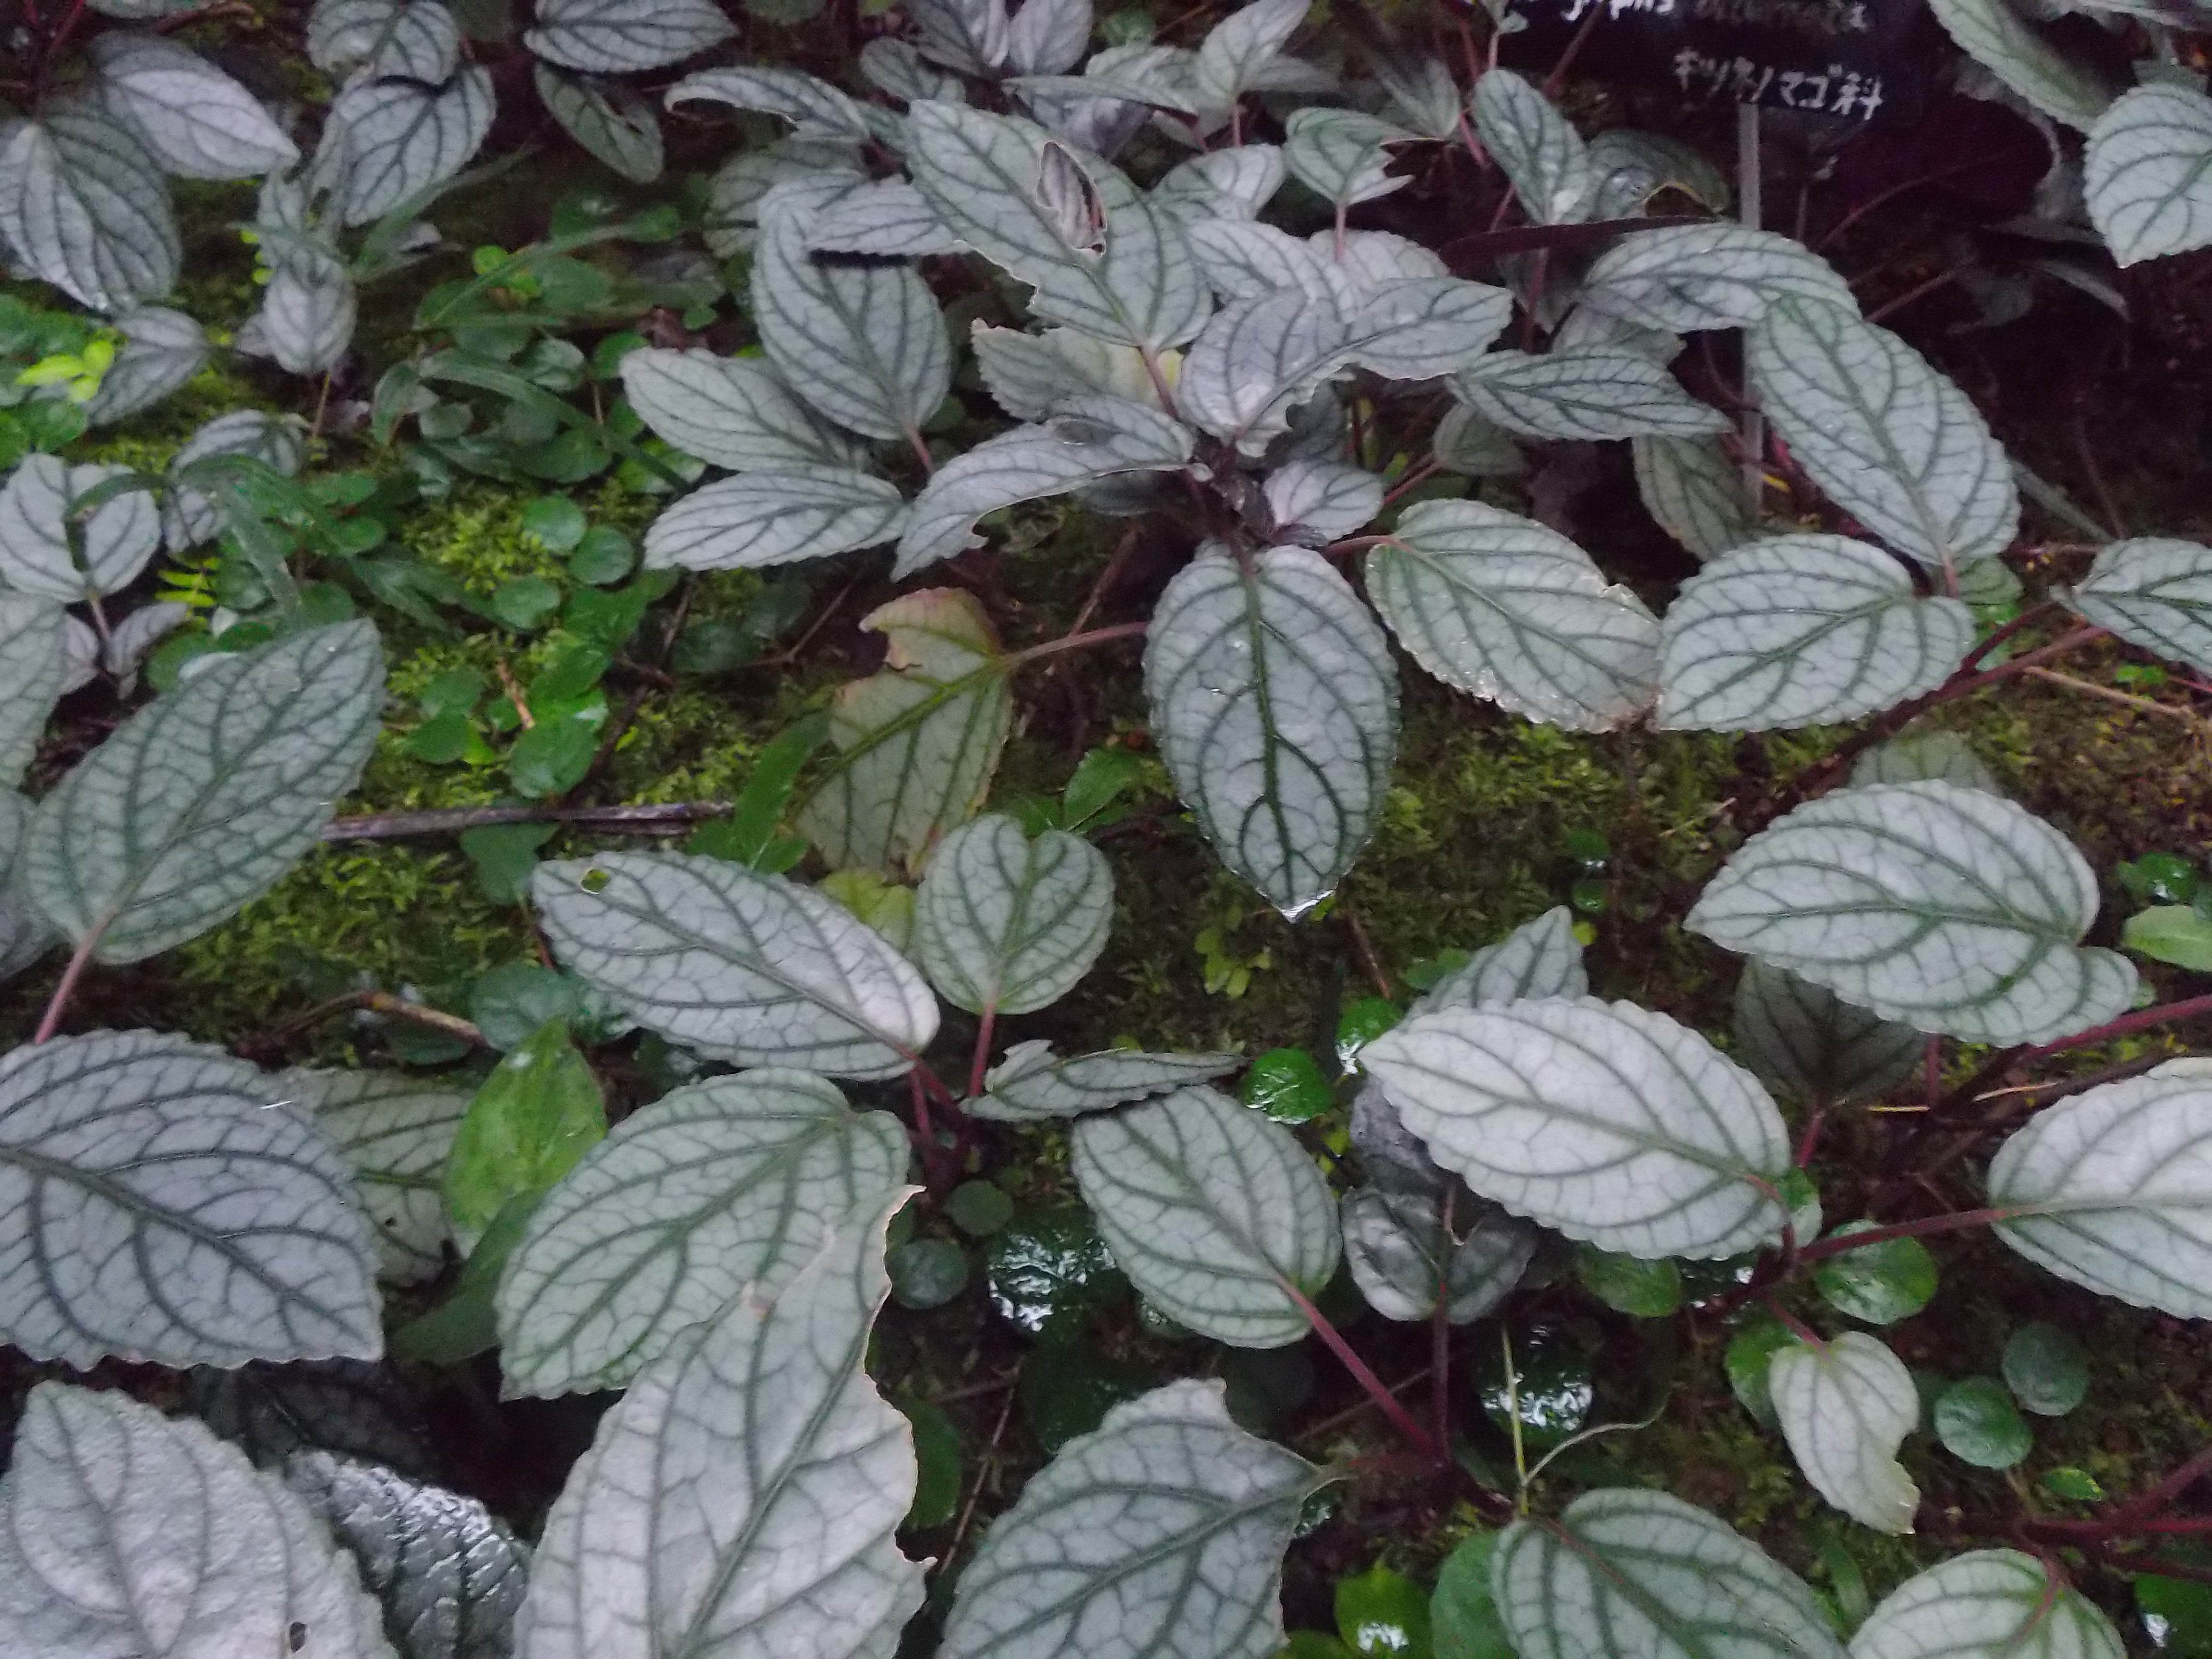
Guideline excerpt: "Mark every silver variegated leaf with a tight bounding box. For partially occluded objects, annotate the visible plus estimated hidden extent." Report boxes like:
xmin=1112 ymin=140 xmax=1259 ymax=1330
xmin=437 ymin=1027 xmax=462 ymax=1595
xmin=90 ymin=32 xmax=299 ymax=180
xmin=970 ymin=1039 xmax=1242 ymax=1119
xmin=1634 ymin=433 xmax=1754 ymax=562
xmin=1769 ymin=1331 xmax=1921 ymax=1534
xmin=1587 ymin=128 xmax=1731 ymax=217
xmin=705 ymin=141 xmax=866 ymax=253
xmin=970 ymin=323 xmax=1164 ymax=419
xmin=1366 ymin=498 xmax=1659 ymax=730
xmin=1341 ymin=1187 xmax=1538 ymax=1322
xmin=2066 ymin=535 xmax=2212 ymax=672
xmin=642 ymin=468 xmax=908 ymax=572
xmin=1415 ymin=905 xmax=1588 ymax=1012
xmin=1153 ymin=144 xmax=1285 ymax=223
xmin=940 ymin=1381 xmax=1318 ymax=1659
xmin=315 ymin=67 xmax=494 ymax=227
xmin=189 ymin=1358 xmax=437 ymax=1483
xmin=1326 ymin=228 xmax=1448 ymax=293
xmin=1264 ymin=458 xmax=1381 ymax=544
xmin=27 ymin=621 xmax=381 ymax=961
xmin=753 ymin=187 xmax=953 ymax=445
xmin=1471 ymin=68 xmax=1592 ymax=224
xmin=1578 ymin=224 xmax=1855 ymax=333
xmin=1852 ymin=1551 xmax=2124 ymax=1659
xmin=896 ymin=396 xmax=1193 ymax=576
xmin=281 ymin=1068 xmax=469 ymax=1286
xmin=535 ymin=63 xmax=664 ymax=183
xmin=1688 ymin=781 xmax=2135 ymax=1045
xmin=1552 ymin=302 xmax=1683 ymax=361
xmin=286 ymin=1452 xmax=529 ymax=1659
xmin=1432 ymin=404 xmax=1526 ymax=478
xmin=0 ymin=108 xmax=180 ymax=312
xmin=0 ymin=1031 xmax=382 ymax=1369
xmin=1072 ymin=1085 xmax=1338 ymax=1346
xmin=808 ymin=178 xmax=964 ymax=255
xmin=914 ymin=814 xmax=1113 ymax=1016
xmin=794 ymin=588 xmax=1014 ymax=872
xmin=309 ymin=0 xmax=464 ymax=82
xmin=0 ymin=454 xmax=158 ymax=601
xmin=1749 ymin=297 xmax=2019 ymax=572
xmin=1009 ymin=0 xmax=1093 ymax=74
xmin=1145 ymin=545 xmax=1398 ymax=917
xmin=2086 ymin=84 xmax=2212 ymax=264
xmin=1494 ymin=1488 xmax=1847 ymax=1659
xmin=258 ymin=240 xmax=358 ymax=376
xmin=618 ymin=348 xmax=860 ymax=471
xmin=911 ymin=0 xmax=1010 ymax=72
xmin=1986 ymin=1064 xmax=2212 ymax=1318
xmin=0 ymin=791 xmax=55 ymax=983
xmin=0 ymin=1383 xmax=393 ymax=1659
xmin=1850 ymin=728 xmax=2001 ymax=791
xmin=163 ymin=407 xmax=307 ymax=549
xmin=1732 ymin=961 xmax=1921 ymax=1109
xmin=1183 ymin=217 xmax=1335 ymax=301
xmin=516 ymin=1199 xmax=924 ymax=1659
xmin=1656 ymin=534 xmax=1974 ymax=730
xmin=1931 ymin=0 xmax=2113 ymax=131
xmin=83 ymin=303 xmax=207 ymax=422
xmin=526 ymin=0 xmax=735 ymax=71
xmin=532 ymin=851 xmax=940 ymax=1079
xmin=0 ymin=597 xmax=66 ymax=786
xmin=665 ymin=64 xmax=874 ymax=142
xmin=1455 ymin=349 xmax=1728 ymax=440
xmin=496 ymin=1069 xmax=908 ymax=1396
xmin=907 ymin=101 xmax=1210 ymax=353
xmin=1178 ymin=287 xmax=1346 ymax=454
xmin=1346 ymin=278 xmax=1515 ymax=379
xmin=1194 ymin=0 xmax=1315 ymax=111
xmin=1363 ymin=998 xmax=1791 ymax=1259
xmin=1282 ymin=107 xmax=1412 ymax=207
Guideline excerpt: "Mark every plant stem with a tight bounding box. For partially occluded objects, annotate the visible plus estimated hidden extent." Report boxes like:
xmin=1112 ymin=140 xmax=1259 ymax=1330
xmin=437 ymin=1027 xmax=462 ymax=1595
xmin=1286 ymin=1284 xmax=1444 ymax=1463
xmin=324 ymin=801 xmax=730 ymax=842
xmin=1432 ymin=1188 xmax=1455 ymax=1456
xmin=1795 ymin=1206 xmax=2023 ymax=1263
xmin=968 ymin=1005 xmax=997 ymax=1101
xmin=1010 ymin=619 xmax=1148 ymax=666
xmin=33 ymin=931 xmax=101 ymax=1044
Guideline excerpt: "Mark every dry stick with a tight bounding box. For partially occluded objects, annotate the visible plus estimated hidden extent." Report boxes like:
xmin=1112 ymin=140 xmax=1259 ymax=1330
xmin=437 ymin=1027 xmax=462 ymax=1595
xmin=323 ymin=802 xmax=732 ymax=842
xmin=1285 ymin=1284 xmax=1444 ymax=1463
xmin=1864 ymin=266 xmax=1961 ymax=327
xmin=942 ymin=1378 xmax=1021 ymax=1572
xmin=2071 ymin=403 xmax=2128 ymax=539
xmin=2022 ymin=666 xmax=2212 ymax=726
xmin=244 ymin=988 xmax=489 ymax=1054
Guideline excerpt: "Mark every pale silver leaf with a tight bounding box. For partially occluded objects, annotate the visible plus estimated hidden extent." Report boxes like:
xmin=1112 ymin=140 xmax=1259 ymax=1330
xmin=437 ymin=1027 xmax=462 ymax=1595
xmin=1471 ymin=68 xmax=1592 ymax=224
xmin=971 ymin=1040 xmax=1242 ymax=1120
xmin=663 ymin=65 xmax=874 ymax=143
xmin=1264 ymin=458 xmax=1382 ymax=544
xmin=0 ymin=454 xmax=157 ymax=601
xmin=806 ymin=178 xmax=963 ymax=255
xmin=1282 ymin=107 xmax=1411 ymax=207
xmin=162 ymin=408 xmax=307 ymax=550
xmin=0 ymin=598 xmax=64 ymax=785
xmin=526 ymin=0 xmax=735 ymax=72
xmin=535 ymin=64 xmax=663 ymax=183
xmin=1414 ymin=906 xmax=1587 ymax=1012
xmin=914 ymin=814 xmax=1113 ymax=1016
xmin=2087 ymin=84 xmax=2212 ymax=264
xmin=1769 ymin=1332 xmax=1921 ymax=1534
xmin=1455 ymin=349 xmax=1728 ymax=440
xmin=618 ymin=348 xmax=861 ymax=471
xmin=82 ymin=304 xmax=208 ymax=423
xmin=1579 ymin=224 xmax=1856 ymax=333
xmin=643 ymin=468 xmax=908 ymax=573
xmin=1634 ymin=433 xmax=1754 ymax=562
xmin=0 ymin=108 xmax=180 ymax=312
xmin=308 ymin=0 xmax=464 ymax=82
xmin=1932 ymin=0 xmax=2114 ymax=131
xmin=91 ymin=32 xmax=300 ymax=180
xmin=2066 ymin=535 xmax=2212 ymax=672
xmin=1851 ymin=1550 xmax=2124 ymax=1659
xmin=1341 ymin=1186 xmax=1538 ymax=1322
xmin=315 ymin=67 xmax=494 ymax=228
xmin=280 ymin=1068 xmax=470 ymax=1286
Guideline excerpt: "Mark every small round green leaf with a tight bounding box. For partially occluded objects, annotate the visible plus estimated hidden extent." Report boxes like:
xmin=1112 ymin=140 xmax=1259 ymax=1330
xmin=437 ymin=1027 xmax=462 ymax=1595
xmin=522 ymin=493 xmax=588 ymax=552
xmin=947 ymin=1180 xmax=1016 ymax=1238
xmin=1813 ymin=1225 xmax=1937 ymax=1324
xmin=1934 ymin=1376 xmax=2033 ymax=1469
xmin=1337 ymin=1564 xmax=1432 ymax=1659
xmin=1726 ymin=1315 xmax=1796 ymax=1428
xmin=1244 ymin=1047 xmax=1333 ymax=1123
xmin=890 ymin=1238 xmax=970 ymax=1309
xmin=2002 ymin=1322 xmax=2090 ymax=1417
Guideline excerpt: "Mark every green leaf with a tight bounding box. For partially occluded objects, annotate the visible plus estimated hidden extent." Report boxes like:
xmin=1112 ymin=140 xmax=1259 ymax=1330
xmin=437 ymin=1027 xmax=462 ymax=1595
xmin=1858 ymin=1552 xmax=2123 ymax=1659
xmin=1366 ymin=500 xmax=1658 ymax=731
xmin=1362 ymin=998 xmax=1791 ymax=1260
xmin=947 ymin=1179 xmax=1016 ymax=1237
xmin=1071 ymin=1085 xmax=1339 ymax=1346
xmin=507 ymin=707 xmax=603 ymax=798
xmin=442 ymin=1017 xmax=606 ymax=1253
xmin=26 ymin=622 xmax=383 ymax=963
xmin=0 ymin=1382 xmax=390 ymax=1658
xmin=1769 ymin=1331 xmax=1921 ymax=1534
xmin=796 ymin=589 xmax=1015 ymax=874
xmin=526 ymin=0 xmax=734 ymax=69
xmin=1930 ymin=0 xmax=2112 ymax=132
xmin=392 ymin=1189 xmax=541 ymax=1365
xmin=1656 ymin=535 xmax=1974 ymax=731
xmin=903 ymin=1399 xmax=964 ymax=1529
xmin=517 ymin=1196 xmax=925 ymax=1659
xmin=0 ymin=1031 xmax=382 ymax=1369
xmin=1243 ymin=1047 xmax=1333 ymax=1124
xmin=689 ymin=712 xmax=826 ymax=867
xmin=1748 ymin=298 xmax=2018 ymax=573
xmin=1492 ymin=1488 xmax=1846 ymax=1659
xmin=492 ymin=575 xmax=563 ymax=629
xmin=2044 ymin=1467 xmax=2104 ymax=1501
xmin=1146 ymin=545 xmax=1398 ymax=917
xmin=1731 ymin=961 xmax=1922 ymax=1110
xmin=1579 ymin=224 xmax=1853 ymax=333
xmin=2003 ymin=1322 xmax=2090 ymax=1417
xmin=461 ymin=820 xmax=553 ymax=904
xmin=533 ymin=850 xmax=941 ymax=1078
xmin=972 ymin=1040 xmax=1243 ymax=1119
xmin=939 ymin=1381 xmax=1320 ymax=1659
xmin=1431 ymin=1533 xmax=1513 ymax=1659
xmin=1470 ymin=69 xmax=1591 ymax=225
xmin=0 ymin=110 xmax=180 ymax=312
xmin=1338 ymin=1565 xmax=1432 ymax=1659
xmin=496 ymin=1067 xmax=906 ymax=1395
xmin=753 ymin=186 xmax=953 ymax=444
xmin=2067 ymin=536 xmax=2212 ymax=673
xmin=521 ymin=493 xmax=589 ymax=552
xmin=1987 ymin=1062 xmax=2212 ymax=1318
xmin=643 ymin=467 xmax=908 ymax=573
xmin=1575 ymin=1246 xmax=1683 ymax=1317
xmin=1687 ymin=782 xmax=2135 ymax=1046
xmin=1454 ymin=350 xmax=1727 ymax=442
xmin=2087 ymin=84 xmax=2212 ymax=265
xmin=1814 ymin=1225 xmax=1938 ymax=1324
xmin=1934 ymin=1376 xmax=2032 ymax=1469
xmin=914 ymin=814 xmax=1113 ymax=1015
xmin=2140 ymin=1575 xmax=2212 ymax=1659
xmin=1727 ymin=1315 xmax=1796 ymax=1427
xmin=890 ymin=1236 xmax=970 ymax=1308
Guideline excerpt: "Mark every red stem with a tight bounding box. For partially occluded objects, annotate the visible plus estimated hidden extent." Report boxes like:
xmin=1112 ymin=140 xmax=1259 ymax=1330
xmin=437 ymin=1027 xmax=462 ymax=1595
xmin=1012 ymin=620 xmax=1148 ymax=666
xmin=967 ymin=1005 xmax=997 ymax=1101
xmin=1285 ymin=1283 xmax=1444 ymax=1463
xmin=1795 ymin=1206 xmax=2023 ymax=1263
xmin=1431 ymin=1189 xmax=1455 ymax=1455
xmin=33 ymin=931 xmax=100 ymax=1044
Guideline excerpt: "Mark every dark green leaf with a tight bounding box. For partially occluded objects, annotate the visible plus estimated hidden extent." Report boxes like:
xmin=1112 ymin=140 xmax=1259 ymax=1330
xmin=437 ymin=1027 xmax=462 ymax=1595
xmin=689 ymin=713 xmax=829 ymax=868
xmin=390 ymin=1190 xmax=542 ymax=1365
xmin=507 ymin=708 xmax=604 ymax=798
xmin=569 ymin=524 xmax=636 ymax=585
xmin=2140 ymin=1575 xmax=2212 ymax=1657
xmin=405 ymin=707 xmax=475 ymax=763
xmin=522 ymin=493 xmax=588 ymax=552
xmin=1061 ymin=745 xmax=1146 ymax=829
xmin=442 ymin=1019 xmax=606 ymax=1250
xmin=1574 ymin=1247 xmax=1683 ymax=1317
xmin=1337 ymin=1565 xmax=1432 ymax=1659
xmin=2002 ymin=1322 xmax=2091 ymax=1417
xmin=1934 ymin=1376 xmax=2032 ymax=1468
xmin=1243 ymin=1048 xmax=1333 ymax=1124
xmin=1814 ymin=1226 xmax=1938 ymax=1325
xmin=461 ymin=821 xmax=554 ymax=904
xmin=493 ymin=575 xmax=563 ymax=630
xmin=1431 ymin=1533 xmax=1513 ymax=1659
xmin=947 ymin=1181 xmax=1016 ymax=1238
xmin=1727 ymin=1315 xmax=1795 ymax=1427
xmin=1336 ymin=998 xmax=1402 ymax=1072
xmin=903 ymin=1400 xmax=964 ymax=1530
xmin=469 ymin=962 xmax=586 ymax=1051
xmin=890 ymin=1238 xmax=970 ymax=1309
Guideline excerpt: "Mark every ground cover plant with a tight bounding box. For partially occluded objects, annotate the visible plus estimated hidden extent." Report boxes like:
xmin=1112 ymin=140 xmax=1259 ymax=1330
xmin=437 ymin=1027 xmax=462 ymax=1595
xmin=9 ymin=0 xmax=2212 ymax=1653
